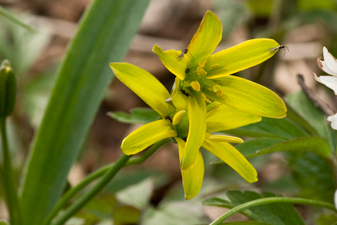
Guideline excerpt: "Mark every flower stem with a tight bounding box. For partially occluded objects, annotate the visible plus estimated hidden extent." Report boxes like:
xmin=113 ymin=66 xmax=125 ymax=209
xmin=0 ymin=118 xmax=21 ymax=225
xmin=47 ymin=138 xmax=169 ymax=225
xmin=51 ymin=153 xmax=131 ymax=225
xmin=210 ymin=197 xmax=337 ymax=225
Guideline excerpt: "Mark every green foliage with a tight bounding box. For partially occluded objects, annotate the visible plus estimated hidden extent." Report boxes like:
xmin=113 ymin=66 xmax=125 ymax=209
xmin=225 ymin=117 xmax=307 ymax=139
xmin=143 ymin=202 xmax=209 ymax=225
xmin=247 ymin=0 xmax=273 ymax=17
xmin=204 ymin=191 xmax=305 ymax=225
xmin=287 ymin=151 xmax=335 ymax=202
xmin=286 ymin=91 xmax=335 ymax=151
xmin=221 ymin=222 xmax=271 ymax=225
xmin=316 ymin=214 xmax=337 ymax=225
xmin=19 ymin=0 xmax=151 ymax=224
xmin=108 ymin=108 xmax=160 ymax=124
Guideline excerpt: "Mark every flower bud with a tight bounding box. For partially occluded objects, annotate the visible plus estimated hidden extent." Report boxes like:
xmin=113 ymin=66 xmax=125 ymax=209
xmin=0 ymin=60 xmax=16 ymax=118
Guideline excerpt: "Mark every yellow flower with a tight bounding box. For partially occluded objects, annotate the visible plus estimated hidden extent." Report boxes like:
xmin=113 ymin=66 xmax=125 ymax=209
xmin=153 ymin=10 xmax=286 ymax=118
xmin=110 ymin=63 xmax=261 ymax=199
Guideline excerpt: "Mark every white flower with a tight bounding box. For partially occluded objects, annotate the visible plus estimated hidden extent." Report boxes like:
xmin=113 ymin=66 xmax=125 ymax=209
xmin=327 ymin=113 xmax=337 ymax=130
xmin=314 ymin=47 xmax=337 ymax=95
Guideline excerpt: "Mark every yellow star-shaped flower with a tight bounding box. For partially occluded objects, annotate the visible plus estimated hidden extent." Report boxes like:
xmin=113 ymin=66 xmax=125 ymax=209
xmin=153 ymin=10 xmax=287 ymax=119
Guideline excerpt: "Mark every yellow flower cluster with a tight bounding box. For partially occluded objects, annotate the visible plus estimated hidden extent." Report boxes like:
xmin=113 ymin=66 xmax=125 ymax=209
xmin=110 ymin=11 xmax=286 ymax=199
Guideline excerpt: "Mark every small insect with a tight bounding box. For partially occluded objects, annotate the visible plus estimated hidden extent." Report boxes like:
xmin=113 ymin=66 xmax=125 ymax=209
xmin=165 ymin=115 xmax=173 ymax=122
xmin=178 ymin=48 xmax=188 ymax=61
xmin=181 ymin=89 xmax=190 ymax=97
xmin=269 ymin=45 xmax=289 ymax=56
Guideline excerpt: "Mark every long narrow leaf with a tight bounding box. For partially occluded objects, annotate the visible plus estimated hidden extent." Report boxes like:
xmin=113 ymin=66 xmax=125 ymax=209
xmin=19 ymin=0 xmax=150 ymax=224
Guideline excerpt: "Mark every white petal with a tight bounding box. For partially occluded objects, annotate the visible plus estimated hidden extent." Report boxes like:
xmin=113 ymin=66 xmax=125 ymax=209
xmin=314 ymin=73 xmax=337 ymax=95
xmin=322 ymin=47 xmax=337 ymax=76
xmin=327 ymin=113 xmax=337 ymax=130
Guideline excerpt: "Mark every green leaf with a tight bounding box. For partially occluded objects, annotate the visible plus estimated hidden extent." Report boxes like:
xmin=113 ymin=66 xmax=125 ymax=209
xmin=115 ymin=178 xmax=153 ymax=210
xmin=287 ymin=151 xmax=335 ymax=202
xmin=316 ymin=214 xmax=337 ymax=225
xmin=285 ymin=103 xmax=318 ymax=136
xmin=202 ymin=197 xmax=232 ymax=208
xmin=0 ymin=6 xmax=33 ymax=31
xmin=225 ymin=117 xmax=307 ymax=139
xmin=0 ymin=220 xmax=9 ymax=225
xmin=76 ymin=193 xmax=117 ymax=222
xmin=286 ymin=91 xmax=335 ymax=151
xmin=204 ymin=191 xmax=305 ymax=225
xmin=108 ymin=108 xmax=160 ymax=124
xmin=19 ymin=0 xmax=151 ymax=224
xmin=222 ymin=222 xmax=272 ymax=225
xmin=112 ymin=206 xmax=141 ymax=225
xmin=142 ymin=202 xmax=209 ymax=225
xmin=244 ymin=137 xmax=332 ymax=159
xmin=236 ymin=138 xmax=285 ymax=156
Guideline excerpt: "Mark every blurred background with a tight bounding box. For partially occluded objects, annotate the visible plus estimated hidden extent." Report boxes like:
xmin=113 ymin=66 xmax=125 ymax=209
xmin=1 ymin=0 xmax=337 ymax=224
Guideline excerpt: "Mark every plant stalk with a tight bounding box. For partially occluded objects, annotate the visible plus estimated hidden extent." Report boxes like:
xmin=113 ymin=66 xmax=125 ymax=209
xmin=0 ymin=118 xmax=21 ymax=225
xmin=210 ymin=197 xmax=337 ymax=225
xmin=43 ymin=138 xmax=169 ymax=225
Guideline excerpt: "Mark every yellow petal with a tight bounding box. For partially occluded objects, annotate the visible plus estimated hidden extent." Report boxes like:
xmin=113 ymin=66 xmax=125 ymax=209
xmin=202 ymin=138 xmax=257 ymax=183
xmin=171 ymin=77 xmax=188 ymax=110
xmin=205 ymin=75 xmax=287 ymax=118
xmin=176 ymin=137 xmax=204 ymax=200
xmin=152 ymin=45 xmax=189 ymax=80
xmin=181 ymin=93 xmax=206 ymax=171
xmin=206 ymin=104 xmax=261 ymax=132
xmin=110 ymin=63 xmax=174 ymax=117
xmin=187 ymin=11 xmax=222 ymax=62
xmin=206 ymin=134 xmax=244 ymax=143
xmin=172 ymin=110 xmax=186 ymax=125
xmin=122 ymin=119 xmax=177 ymax=155
xmin=205 ymin=38 xmax=280 ymax=79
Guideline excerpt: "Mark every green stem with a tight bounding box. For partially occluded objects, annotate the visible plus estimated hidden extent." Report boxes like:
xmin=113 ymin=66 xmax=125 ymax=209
xmin=51 ymin=154 xmax=131 ymax=225
xmin=48 ymin=138 xmax=169 ymax=225
xmin=210 ymin=197 xmax=337 ymax=225
xmin=0 ymin=6 xmax=34 ymax=31
xmin=0 ymin=118 xmax=21 ymax=225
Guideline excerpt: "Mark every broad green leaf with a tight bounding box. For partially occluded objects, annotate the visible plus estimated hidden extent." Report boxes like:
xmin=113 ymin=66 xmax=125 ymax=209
xmin=225 ymin=117 xmax=307 ymax=139
xmin=286 ymin=91 xmax=335 ymax=151
xmin=116 ymin=178 xmax=153 ymax=210
xmin=285 ymin=103 xmax=317 ymax=136
xmin=19 ymin=1 xmax=151 ymax=224
xmin=247 ymin=0 xmax=273 ymax=17
xmin=236 ymin=138 xmax=284 ymax=156
xmin=211 ymin=138 xmax=284 ymax=165
xmin=112 ymin=206 xmax=141 ymax=225
xmin=222 ymin=222 xmax=271 ymax=225
xmin=213 ymin=137 xmax=331 ymax=165
xmin=297 ymin=0 xmax=336 ymax=11
xmin=142 ymin=202 xmax=209 ymax=225
xmin=244 ymin=137 xmax=332 ymax=159
xmin=287 ymin=151 xmax=335 ymax=202
xmin=206 ymin=191 xmax=305 ymax=225
xmin=202 ymin=197 xmax=232 ymax=208
xmin=75 ymin=193 xmax=117 ymax=223
xmin=107 ymin=108 xmax=160 ymax=124
xmin=316 ymin=214 xmax=337 ymax=225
